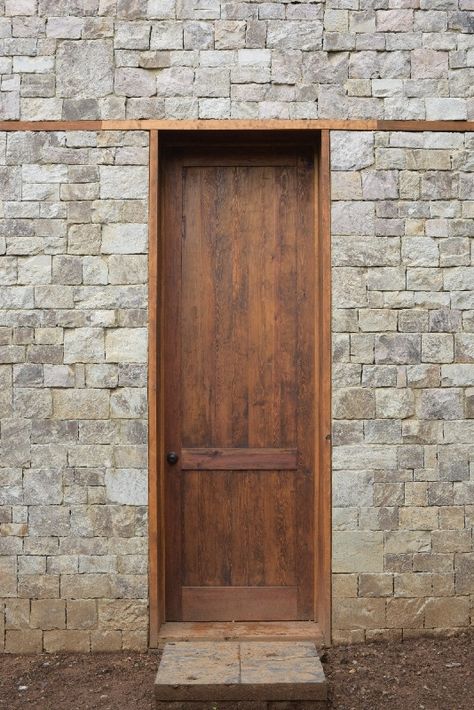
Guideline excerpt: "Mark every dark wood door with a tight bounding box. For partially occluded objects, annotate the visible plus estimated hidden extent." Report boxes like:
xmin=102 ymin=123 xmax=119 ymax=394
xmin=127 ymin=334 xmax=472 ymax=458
xmin=162 ymin=145 xmax=316 ymax=622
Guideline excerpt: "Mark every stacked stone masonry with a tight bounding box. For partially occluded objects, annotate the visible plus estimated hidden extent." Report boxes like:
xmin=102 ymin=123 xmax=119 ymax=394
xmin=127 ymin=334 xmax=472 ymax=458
xmin=0 ymin=130 xmax=150 ymax=652
xmin=332 ymin=131 xmax=474 ymax=643
xmin=0 ymin=1 xmax=473 ymax=121
xmin=0 ymin=0 xmax=474 ymax=654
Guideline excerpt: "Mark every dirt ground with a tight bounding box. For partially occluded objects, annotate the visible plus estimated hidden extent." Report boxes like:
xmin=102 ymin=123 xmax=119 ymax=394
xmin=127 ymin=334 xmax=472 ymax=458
xmin=0 ymin=632 xmax=472 ymax=710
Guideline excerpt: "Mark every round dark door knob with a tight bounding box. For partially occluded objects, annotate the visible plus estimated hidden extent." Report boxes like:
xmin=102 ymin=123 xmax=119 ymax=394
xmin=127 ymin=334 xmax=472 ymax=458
xmin=166 ymin=451 xmax=179 ymax=465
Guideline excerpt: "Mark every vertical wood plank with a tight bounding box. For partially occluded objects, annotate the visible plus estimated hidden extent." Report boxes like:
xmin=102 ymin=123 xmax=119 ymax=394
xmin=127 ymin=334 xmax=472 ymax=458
xmin=148 ymin=130 xmax=160 ymax=646
xmin=316 ymin=130 xmax=332 ymax=644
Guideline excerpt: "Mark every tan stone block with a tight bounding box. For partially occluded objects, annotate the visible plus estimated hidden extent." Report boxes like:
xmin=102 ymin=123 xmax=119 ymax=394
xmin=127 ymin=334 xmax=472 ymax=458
xmin=333 ymin=531 xmax=384 ymax=573
xmin=5 ymin=629 xmax=43 ymax=653
xmin=122 ymin=629 xmax=148 ymax=651
xmin=67 ymin=599 xmax=98 ymax=629
xmin=91 ymin=630 xmax=122 ymax=651
xmin=394 ymin=573 xmax=432 ymax=598
xmin=424 ymin=597 xmax=469 ymax=629
xmin=359 ymin=573 xmax=393 ymax=597
xmin=4 ymin=599 xmax=30 ymax=629
xmin=432 ymin=530 xmax=471 ymax=554
xmin=333 ymin=598 xmax=385 ymax=630
xmin=98 ymin=599 xmax=148 ymax=631
xmin=43 ymin=630 xmax=90 ymax=652
xmin=386 ymin=598 xmax=426 ymax=629
xmin=52 ymin=389 xmax=109 ymax=419
xmin=30 ymin=599 xmax=65 ymax=630
xmin=438 ymin=507 xmax=465 ymax=530
xmin=431 ymin=574 xmax=454 ymax=597
xmin=0 ymin=606 xmax=4 ymax=652
xmin=332 ymin=573 xmax=358 ymax=598
xmin=404 ymin=482 xmax=427 ymax=507
xmin=398 ymin=507 xmax=438 ymax=531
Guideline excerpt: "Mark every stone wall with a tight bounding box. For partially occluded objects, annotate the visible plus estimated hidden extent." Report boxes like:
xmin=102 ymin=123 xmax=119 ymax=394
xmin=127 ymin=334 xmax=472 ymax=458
xmin=0 ymin=0 xmax=473 ymax=653
xmin=0 ymin=130 xmax=150 ymax=652
xmin=331 ymin=130 xmax=474 ymax=643
xmin=0 ymin=1 xmax=472 ymax=121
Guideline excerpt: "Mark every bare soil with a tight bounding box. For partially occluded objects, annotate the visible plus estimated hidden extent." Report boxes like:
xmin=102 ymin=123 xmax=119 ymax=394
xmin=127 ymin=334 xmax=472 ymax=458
xmin=0 ymin=632 xmax=472 ymax=710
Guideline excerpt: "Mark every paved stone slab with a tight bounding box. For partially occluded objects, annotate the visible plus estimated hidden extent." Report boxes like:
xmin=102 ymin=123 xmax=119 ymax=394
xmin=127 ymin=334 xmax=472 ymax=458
xmin=155 ymin=642 xmax=327 ymax=705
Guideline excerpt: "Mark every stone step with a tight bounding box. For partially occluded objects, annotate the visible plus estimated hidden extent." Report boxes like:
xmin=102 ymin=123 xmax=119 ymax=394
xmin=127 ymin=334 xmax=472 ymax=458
xmin=155 ymin=641 xmax=328 ymax=710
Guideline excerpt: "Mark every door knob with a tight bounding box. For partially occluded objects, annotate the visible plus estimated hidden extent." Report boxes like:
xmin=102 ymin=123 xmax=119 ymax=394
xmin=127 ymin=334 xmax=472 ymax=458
xmin=167 ymin=451 xmax=179 ymax=465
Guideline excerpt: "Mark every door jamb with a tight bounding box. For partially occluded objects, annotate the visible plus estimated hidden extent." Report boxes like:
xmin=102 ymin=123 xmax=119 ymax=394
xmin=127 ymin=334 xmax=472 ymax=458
xmin=148 ymin=128 xmax=332 ymax=646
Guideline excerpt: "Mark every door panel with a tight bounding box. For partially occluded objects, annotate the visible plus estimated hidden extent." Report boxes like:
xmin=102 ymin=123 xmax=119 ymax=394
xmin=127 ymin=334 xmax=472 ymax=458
xmin=162 ymin=146 xmax=316 ymax=622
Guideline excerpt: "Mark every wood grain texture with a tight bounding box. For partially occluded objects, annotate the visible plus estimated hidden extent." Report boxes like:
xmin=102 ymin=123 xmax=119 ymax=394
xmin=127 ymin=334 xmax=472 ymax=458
xmin=316 ymin=130 xmax=332 ymax=645
xmin=181 ymin=587 xmax=298 ymax=622
xmin=0 ymin=119 xmax=473 ymax=132
xmin=148 ymin=130 xmax=160 ymax=647
xmin=182 ymin=448 xmax=298 ymax=470
xmin=161 ymin=143 xmax=316 ymax=623
xmin=158 ymin=620 xmax=324 ymax=644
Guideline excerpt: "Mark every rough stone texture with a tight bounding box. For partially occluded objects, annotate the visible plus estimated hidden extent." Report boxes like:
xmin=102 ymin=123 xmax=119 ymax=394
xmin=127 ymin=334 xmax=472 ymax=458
xmin=331 ymin=131 xmax=474 ymax=644
xmin=0 ymin=130 xmax=149 ymax=653
xmin=155 ymin=642 xmax=327 ymax=702
xmin=0 ymin=2 xmax=472 ymax=120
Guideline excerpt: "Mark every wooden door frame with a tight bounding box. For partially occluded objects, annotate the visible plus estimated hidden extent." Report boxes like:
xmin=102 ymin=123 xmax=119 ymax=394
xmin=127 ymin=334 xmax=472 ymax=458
xmin=148 ymin=128 xmax=332 ymax=646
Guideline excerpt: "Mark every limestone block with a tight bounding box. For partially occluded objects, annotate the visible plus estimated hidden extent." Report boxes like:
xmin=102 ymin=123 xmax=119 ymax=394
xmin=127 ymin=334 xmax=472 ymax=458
xmin=421 ymin=334 xmax=453 ymax=364
xmin=333 ymin=388 xmax=375 ymax=419
xmin=199 ymin=98 xmax=231 ymax=119
xmin=412 ymin=49 xmax=448 ymax=79
xmin=44 ymin=630 xmax=90 ymax=652
xmin=375 ymin=334 xmax=421 ymax=365
xmin=5 ymin=630 xmax=43 ymax=653
xmin=333 ymin=597 xmax=385 ymax=629
xmin=416 ymin=388 xmax=463 ymax=420
xmin=46 ymin=16 xmax=84 ymax=38
xmin=333 ymin=531 xmax=384 ymax=573
xmin=402 ymin=238 xmax=439 ymax=267
xmin=28 ymin=505 xmax=70 ymax=537
xmin=332 ymin=202 xmax=375 ymax=236
xmin=156 ymin=67 xmax=194 ymax=96
xmin=31 ymin=599 xmax=66 ymax=630
xmin=98 ymin=598 xmax=148 ymax=630
xmin=150 ymin=21 xmax=183 ymax=49
xmin=115 ymin=68 xmax=157 ymax=97
xmin=53 ymin=389 xmax=109 ymax=419
xmin=67 ymin=599 xmax=98 ymax=629
xmin=110 ymin=387 xmax=147 ymax=417
xmin=23 ymin=469 xmax=63 ymax=505
xmin=375 ymin=389 xmax=415 ymax=419
xmin=426 ymin=98 xmax=467 ymax=120
xmin=105 ymin=328 xmax=147 ymax=363
xmin=441 ymin=364 xmax=474 ymax=387
xmin=82 ymin=256 xmax=108 ymax=286
xmin=424 ymin=597 xmax=469 ymax=628
xmin=359 ymin=573 xmax=393 ymax=598
xmin=454 ymin=554 xmax=474 ymax=594
xmin=333 ymin=470 xmax=373 ymax=507
xmin=99 ymin=166 xmax=148 ymax=199
xmin=56 ymin=40 xmax=113 ymax=98
xmin=64 ymin=327 xmax=105 ymax=364
xmin=105 ymin=468 xmax=148 ymax=505
xmin=86 ymin=363 xmax=118 ymax=388
xmin=385 ymin=598 xmax=426 ymax=629
xmin=266 ymin=21 xmax=323 ymax=51
xmin=331 ymin=132 xmax=374 ymax=171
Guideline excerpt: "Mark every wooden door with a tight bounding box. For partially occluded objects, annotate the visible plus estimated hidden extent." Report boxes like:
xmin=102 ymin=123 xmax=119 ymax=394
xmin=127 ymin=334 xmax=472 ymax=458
xmin=162 ymin=144 xmax=316 ymax=622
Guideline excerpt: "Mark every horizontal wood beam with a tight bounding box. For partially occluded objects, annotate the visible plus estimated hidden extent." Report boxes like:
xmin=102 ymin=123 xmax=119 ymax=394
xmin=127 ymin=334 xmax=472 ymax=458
xmin=181 ymin=447 xmax=298 ymax=470
xmin=0 ymin=119 xmax=473 ymax=132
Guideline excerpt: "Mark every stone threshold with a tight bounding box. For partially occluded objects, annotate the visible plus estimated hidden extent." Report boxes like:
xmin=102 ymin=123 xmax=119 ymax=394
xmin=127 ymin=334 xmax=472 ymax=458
xmin=155 ymin=641 xmax=328 ymax=709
